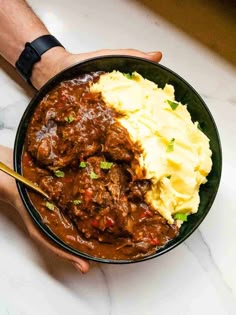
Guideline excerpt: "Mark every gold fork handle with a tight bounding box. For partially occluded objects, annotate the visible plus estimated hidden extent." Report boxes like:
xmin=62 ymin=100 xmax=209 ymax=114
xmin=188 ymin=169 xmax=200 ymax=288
xmin=0 ymin=161 xmax=49 ymax=200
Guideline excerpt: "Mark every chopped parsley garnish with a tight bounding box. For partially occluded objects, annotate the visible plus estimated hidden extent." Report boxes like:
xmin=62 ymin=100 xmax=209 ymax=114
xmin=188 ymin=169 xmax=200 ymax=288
xmin=46 ymin=202 xmax=55 ymax=211
xmin=79 ymin=161 xmax=87 ymax=168
xmin=90 ymin=171 xmax=99 ymax=179
xmin=64 ymin=116 xmax=75 ymax=123
xmin=166 ymin=138 xmax=175 ymax=152
xmin=167 ymin=100 xmax=179 ymax=110
xmin=54 ymin=170 xmax=65 ymax=178
xmin=166 ymin=175 xmax=172 ymax=179
xmin=73 ymin=199 xmax=82 ymax=205
xmin=174 ymin=213 xmax=188 ymax=221
xmin=196 ymin=121 xmax=202 ymax=131
xmin=100 ymin=161 xmax=113 ymax=169
xmin=123 ymin=73 xmax=133 ymax=79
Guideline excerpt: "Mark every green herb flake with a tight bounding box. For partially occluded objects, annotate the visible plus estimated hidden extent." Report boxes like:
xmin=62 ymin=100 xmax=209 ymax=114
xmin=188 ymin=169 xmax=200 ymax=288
xmin=166 ymin=175 xmax=172 ymax=179
xmin=79 ymin=161 xmax=87 ymax=168
xmin=196 ymin=121 xmax=202 ymax=131
xmin=166 ymin=138 xmax=175 ymax=152
xmin=123 ymin=73 xmax=133 ymax=80
xmin=46 ymin=202 xmax=55 ymax=211
xmin=73 ymin=199 xmax=82 ymax=205
xmin=54 ymin=170 xmax=65 ymax=178
xmin=90 ymin=171 xmax=99 ymax=179
xmin=64 ymin=116 xmax=75 ymax=123
xmin=167 ymin=100 xmax=179 ymax=110
xmin=174 ymin=213 xmax=188 ymax=222
xmin=100 ymin=161 xmax=113 ymax=170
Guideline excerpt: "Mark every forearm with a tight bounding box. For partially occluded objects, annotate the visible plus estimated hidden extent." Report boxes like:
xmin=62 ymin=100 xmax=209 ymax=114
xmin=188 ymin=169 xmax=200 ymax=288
xmin=0 ymin=0 xmax=162 ymax=90
xmin=0 ymin=0 xmax=49 ymax=65
xmin=0 ymin=0 xmax=67 ymax=88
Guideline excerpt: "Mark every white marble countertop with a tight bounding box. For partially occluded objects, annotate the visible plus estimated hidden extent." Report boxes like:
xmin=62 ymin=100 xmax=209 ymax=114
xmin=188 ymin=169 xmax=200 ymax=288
xmin=0 ymin=1 xmax=236 ymax=314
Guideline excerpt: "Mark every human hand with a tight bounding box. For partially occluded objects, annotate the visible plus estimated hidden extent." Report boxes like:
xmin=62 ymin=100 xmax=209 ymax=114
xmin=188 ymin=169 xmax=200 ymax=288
xmin=31 ymin=47 xmax=162 ymax=89
xmin=0 ymin=145 xmax=90 ymax=273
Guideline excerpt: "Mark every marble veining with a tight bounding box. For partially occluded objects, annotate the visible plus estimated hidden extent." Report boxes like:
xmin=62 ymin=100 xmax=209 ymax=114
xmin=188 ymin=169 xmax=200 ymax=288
xmin=0 ymin=0 xmax=236 ymax=314
xmin=185 ymin=230 xmax=236 ymax=314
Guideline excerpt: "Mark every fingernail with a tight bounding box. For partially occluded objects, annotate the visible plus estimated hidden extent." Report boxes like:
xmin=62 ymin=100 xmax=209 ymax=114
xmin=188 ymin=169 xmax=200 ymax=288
xmin=148 ymin=51 xmax=159 ymax=56
xmin=73 ymin=262 xmax=84 ymax=274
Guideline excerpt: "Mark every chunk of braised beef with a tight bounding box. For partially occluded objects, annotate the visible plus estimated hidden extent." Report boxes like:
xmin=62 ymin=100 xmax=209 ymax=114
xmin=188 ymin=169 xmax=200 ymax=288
xmin=26 ymin=85 xmax=114 ymax=169
xmin=104 ymin=123 xmax=134 ymax=162
xmin=27 ymin=120 xmax=58 ymax=166
xmin=133 ymin=217 xmax=179 ymax=247
xmin=86 ymin=156 xmax=104 ymax=176
xmin=39 ymin=176 xmax=64 ymax=201
xmin=128 ymin=179 xmax=151 ymax=201
xmin=107 ymin=165 xmax=129 ymax=201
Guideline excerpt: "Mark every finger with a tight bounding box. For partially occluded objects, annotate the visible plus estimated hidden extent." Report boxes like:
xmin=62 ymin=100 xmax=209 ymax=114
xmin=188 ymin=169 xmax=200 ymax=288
xmin=72 ymin=262 xmax=90 ymax=274
xmin=18 ymin=203 xmax=90 ymax=273
xmin=29 ymin=226 xmax=90 ymax=273
xmin=101 ymin=49 xmax=162 ymax=62
xmin=0 ymin=145 xmax=18 ymax=204
xmin=146 ymin=51 xmax=163 ymax=62
xmin=80 ymin=49 xmax=162 ymax=62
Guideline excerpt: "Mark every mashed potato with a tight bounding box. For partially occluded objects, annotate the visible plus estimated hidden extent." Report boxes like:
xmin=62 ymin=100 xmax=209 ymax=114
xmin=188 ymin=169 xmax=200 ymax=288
xmin=91 ymin=71 xmax=212 ymax=224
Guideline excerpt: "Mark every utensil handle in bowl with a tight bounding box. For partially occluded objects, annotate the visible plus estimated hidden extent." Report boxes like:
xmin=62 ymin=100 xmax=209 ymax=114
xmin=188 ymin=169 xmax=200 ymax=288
xmin=0 ymin=161 xmax=49 ymax=199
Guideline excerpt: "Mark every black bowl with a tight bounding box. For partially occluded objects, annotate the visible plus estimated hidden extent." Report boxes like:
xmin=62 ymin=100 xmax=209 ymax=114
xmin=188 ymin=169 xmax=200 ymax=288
xmin=14 ymin=56 xmax=222 ymax=263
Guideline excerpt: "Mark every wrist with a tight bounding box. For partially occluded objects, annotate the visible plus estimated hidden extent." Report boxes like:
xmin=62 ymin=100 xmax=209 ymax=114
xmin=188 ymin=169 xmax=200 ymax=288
xmin=31 ymin=46 xmax=69 ymax=90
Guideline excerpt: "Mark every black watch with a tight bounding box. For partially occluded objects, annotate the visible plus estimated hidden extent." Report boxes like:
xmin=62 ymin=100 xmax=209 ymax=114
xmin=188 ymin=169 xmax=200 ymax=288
xmin=15 ymin=35 xmax=64 ymax=84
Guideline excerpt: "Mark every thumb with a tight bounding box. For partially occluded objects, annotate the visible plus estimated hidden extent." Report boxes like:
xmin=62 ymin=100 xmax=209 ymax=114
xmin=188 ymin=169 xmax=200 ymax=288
xmin=147 ymin=51 xmax=162 ymax=62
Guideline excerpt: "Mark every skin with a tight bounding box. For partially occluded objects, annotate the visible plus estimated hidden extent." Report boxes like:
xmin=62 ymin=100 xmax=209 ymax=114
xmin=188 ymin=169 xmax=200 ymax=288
xmin=0 ymin=0 xmax=162 ymax=273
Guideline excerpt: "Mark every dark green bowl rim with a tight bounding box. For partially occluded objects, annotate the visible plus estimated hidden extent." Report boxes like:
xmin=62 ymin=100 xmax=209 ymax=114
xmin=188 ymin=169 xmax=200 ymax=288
xmin=14 ymin=55 xmax=222 ymax=264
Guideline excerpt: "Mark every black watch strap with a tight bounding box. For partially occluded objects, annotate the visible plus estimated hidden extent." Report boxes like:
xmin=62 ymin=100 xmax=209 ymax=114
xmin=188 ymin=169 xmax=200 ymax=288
xmin=15 ymin=35 xmax=64 ymax=83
